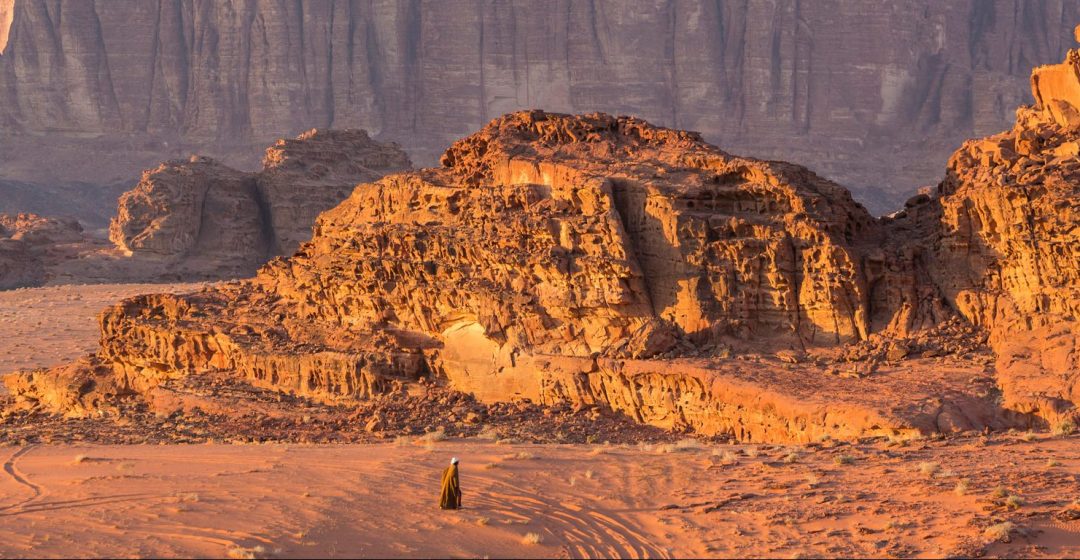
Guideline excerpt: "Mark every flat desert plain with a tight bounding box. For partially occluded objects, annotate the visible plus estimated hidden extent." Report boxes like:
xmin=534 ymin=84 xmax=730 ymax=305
xmin=0 ymin=283 xmax=207 ymax=374
xmin=1 ymin=285 xmax=1078 ymax=559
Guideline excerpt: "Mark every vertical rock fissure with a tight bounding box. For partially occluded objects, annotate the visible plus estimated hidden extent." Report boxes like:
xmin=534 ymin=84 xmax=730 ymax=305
xmin=609 ymin=178 xmax=659 ymax=318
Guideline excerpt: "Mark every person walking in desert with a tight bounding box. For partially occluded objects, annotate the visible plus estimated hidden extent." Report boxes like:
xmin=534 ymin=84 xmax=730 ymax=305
xmin=440 ymin=457 xmax=462 ymax=510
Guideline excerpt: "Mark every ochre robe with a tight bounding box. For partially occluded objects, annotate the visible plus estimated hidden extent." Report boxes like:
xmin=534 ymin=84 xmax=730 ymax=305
xmin=440 ymin=464 xmax=462 ymax=510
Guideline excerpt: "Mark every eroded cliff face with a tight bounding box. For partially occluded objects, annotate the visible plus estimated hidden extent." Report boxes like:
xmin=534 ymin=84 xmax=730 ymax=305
xmin=109 ymin=129 xmax=411 ymax=278
xmin=1 ymin=0 xmax=1078 ymax=214
xmin=11 ymin=109 xmax=1069 ymax=442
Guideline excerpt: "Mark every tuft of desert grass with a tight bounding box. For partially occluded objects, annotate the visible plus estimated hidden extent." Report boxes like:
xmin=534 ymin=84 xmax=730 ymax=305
xmin=1004 ymin=494 xmax=1025 ymax=510
xmin=954 ymin=479 xmax=970 ymax=496
xmin=584 ymin=469 xmax=594 ymax=480
xmin=521 ymin=532 xmax=543 ymax=545
xmin=991 ymin=485 xmax=1009 ymax=499
xmin=714 ymin=450 xmax=739 ymax=466
xmin=506 ymin=451 xmax=535 ymax=460
xmin=475 ymin=517 xmax=490 ymax=526
xmin=833 ymin=454 xmax=855 ymax=466
xmin=1046 ymin=458 xmax=1063 ymax=468
xmin=1052 ymin=420 xmax=1076 ymax=437
xmin=983 ymin=522 xmax=1015 ymax=543
xmin=417 ymin=427 xmax=447 ymax=443
xmin=72 ymin=454 xmax=89 ymax=465
xmin=918 ymin=462 xmax=940 ymax=477
xmin=782 ymin=452 xmax=799 ymax=464
xmin=1020 ymin=431 xmax=1036 ymax=442
xmin=482 ymin=462 xmax=499 ymax=470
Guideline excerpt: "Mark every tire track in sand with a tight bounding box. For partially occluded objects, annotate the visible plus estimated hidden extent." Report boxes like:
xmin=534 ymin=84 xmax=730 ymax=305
xmin=0 ymin=445 xmax=41 ymax=512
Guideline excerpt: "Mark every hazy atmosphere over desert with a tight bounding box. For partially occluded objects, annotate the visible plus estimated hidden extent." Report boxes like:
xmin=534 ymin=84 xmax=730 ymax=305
xmin=1 ymin=1 xmax=1079 ymax=558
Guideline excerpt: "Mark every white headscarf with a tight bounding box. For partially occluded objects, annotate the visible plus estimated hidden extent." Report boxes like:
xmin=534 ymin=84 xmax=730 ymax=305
xmin=450 ymin=457 xmax=459 ymax=465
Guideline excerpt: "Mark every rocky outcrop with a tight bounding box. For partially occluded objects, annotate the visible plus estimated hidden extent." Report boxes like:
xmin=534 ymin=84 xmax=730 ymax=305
xmin=0 ymin=213 xmax=83 ymax=289
xmin=2 ymin=0 xmax=1079 ymax=214
xmin=10 ymin=109 xmax=1062 ymax=442
xmin=109 ymin=129 xmax=410 ymax=278
xmin=258 ymin=129 xmax=413 ymax=254
xmin=923 ymin=49 xmax=1080 ymax=429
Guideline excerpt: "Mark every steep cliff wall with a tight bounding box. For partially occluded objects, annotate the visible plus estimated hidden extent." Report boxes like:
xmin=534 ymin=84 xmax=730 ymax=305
xmin=1 ymin=0 xmax=1078 ymax=214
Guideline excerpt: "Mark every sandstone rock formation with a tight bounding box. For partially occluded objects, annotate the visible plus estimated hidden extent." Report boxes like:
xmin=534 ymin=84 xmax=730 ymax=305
xmin=0 ymin=213 xmax=83 ymax=289
xmin=109 ymin=129 xmax=410 ymax=278
xmin=13 ymin=101 xmax=1079 ymax=442
xmin=2 ymin=0 xmax=1079 ymax=214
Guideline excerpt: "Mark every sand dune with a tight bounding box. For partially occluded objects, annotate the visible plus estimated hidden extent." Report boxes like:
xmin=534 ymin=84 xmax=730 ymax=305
xmin=1 ymin=436 xmax=1077 ymax=558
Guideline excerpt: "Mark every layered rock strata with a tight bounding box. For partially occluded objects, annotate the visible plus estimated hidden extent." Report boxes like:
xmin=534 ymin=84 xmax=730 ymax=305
xmin=109 ymin=129 xmax=410 ymax=278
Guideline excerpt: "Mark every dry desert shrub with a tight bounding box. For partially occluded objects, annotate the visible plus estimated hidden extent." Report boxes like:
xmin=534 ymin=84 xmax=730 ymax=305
xmin=584 ymin=469 xmax=594 ymax=480
xmin=1046 ymin=458 xmax=1063 ymax=468
xmin=482 ymin=462 xmax=499 ymax=470
xmin=714 ymin=450 xmax=739 ymax=466
xmin=983 ymin=522 xmax=1016 ymax=543
xmin=782 ymin=452 xmax=799 ymax=464
xmin=918 ymin=461 xmax=940 ymax=477
xmin=1020 ymin=431 xmax=1037 ymax=442
xmin=1004 ymin=494 xmax=1025 ymax=510
xmin=72 ymin=454 xmax=88 ymax=465
xmin=1052 ymin=420 xmax=1076 ymax=436
xmin=417 ymin=427 xmax=447 ymax=443
xmin=833 ymin=454 xmax=855 ymax=466
xmin=475 ymin=517 xmax=490 ymax=526
xmin=991 ymin=486 xmax=1010 ymax=499
xmin=954 ymin=479 xmax=970 ymax=496
xmin=507 ymin=451 xmax=535 ymax=460
xmin=521 ymin=532 xmax=543 ymax=545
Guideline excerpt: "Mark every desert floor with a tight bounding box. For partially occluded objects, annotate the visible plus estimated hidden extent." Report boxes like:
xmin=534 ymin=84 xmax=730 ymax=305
xmin=0 ymin=283 xmax=207 ymax=374
xmin=0 ymin=436 xmax=1078 ymax=559
xmin=1 ymin=285 xmax=1078 ymax=559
